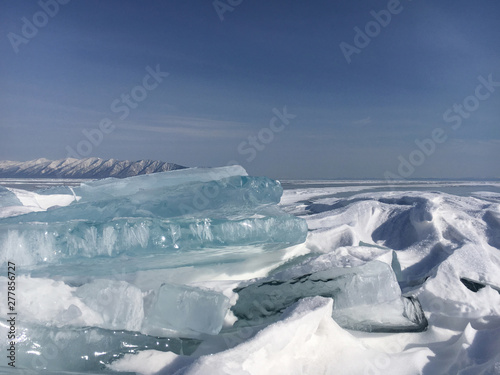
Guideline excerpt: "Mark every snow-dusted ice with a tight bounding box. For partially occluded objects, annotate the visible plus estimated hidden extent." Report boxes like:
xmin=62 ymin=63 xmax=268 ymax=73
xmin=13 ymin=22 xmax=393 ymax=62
xmin=1 ymin=169 xmax=500 ymax=374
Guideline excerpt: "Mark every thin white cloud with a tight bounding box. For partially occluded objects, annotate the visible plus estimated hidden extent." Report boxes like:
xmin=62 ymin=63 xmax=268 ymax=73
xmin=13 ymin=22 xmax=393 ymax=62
xmin=351 ymin=117 xmax=371 ymax=126
xmin=119 ymin=115 xmax=251 ymax=138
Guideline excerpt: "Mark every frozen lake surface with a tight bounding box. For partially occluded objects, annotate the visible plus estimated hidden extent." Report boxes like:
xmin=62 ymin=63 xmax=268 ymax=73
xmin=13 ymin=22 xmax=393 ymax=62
xmin=1 ymin=171 xmax=499 ymax=374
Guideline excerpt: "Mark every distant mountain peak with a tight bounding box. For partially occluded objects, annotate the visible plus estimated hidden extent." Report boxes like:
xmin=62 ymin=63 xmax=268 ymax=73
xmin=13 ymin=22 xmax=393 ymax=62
xmin=0 ymin=158 xmax=187 ymax=179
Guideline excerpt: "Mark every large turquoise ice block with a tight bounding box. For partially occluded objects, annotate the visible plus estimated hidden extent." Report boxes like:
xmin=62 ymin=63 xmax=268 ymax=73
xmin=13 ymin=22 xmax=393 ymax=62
xmin=74 ymin=165 xmax=250 ymax=202
xmin=0 ymin=212 xmax=307 ymax=266
xmin=0 ymin=166 xmax=307 ymax=267
xmin=2 ymin=174 xmax=283 ymax=223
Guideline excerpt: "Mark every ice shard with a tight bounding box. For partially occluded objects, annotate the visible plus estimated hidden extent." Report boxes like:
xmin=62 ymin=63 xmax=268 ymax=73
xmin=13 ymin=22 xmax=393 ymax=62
xmin=232 ymin=261 xmax=427 ymax=332
xmin=0 ymin=276 xmax=230 ymax=337
xmin=143 ymin=283 xmax=230 ymax=337
xmin=75 ymin=279 xmax=145 ymax=331
xmin=0 ymin=186 xmax=21 ymax=208
xmin=0 ymin=321 xmax=199 ymax=373
xmin=17 ymin=170 xmax=283 ymax=223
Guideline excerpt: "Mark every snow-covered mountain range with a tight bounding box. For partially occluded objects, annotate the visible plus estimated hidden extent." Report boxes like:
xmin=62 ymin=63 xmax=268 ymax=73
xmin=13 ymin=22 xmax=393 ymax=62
xmin=0 ymin=158 xmax=186 ymax=178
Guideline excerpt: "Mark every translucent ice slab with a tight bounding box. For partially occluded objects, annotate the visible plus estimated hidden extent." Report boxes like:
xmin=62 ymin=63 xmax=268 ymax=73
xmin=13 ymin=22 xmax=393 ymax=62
xmin=0 ymin=276 xmax=230 ymax=338
xmin=0 ymin=166 xmax=307 ymax=267
xmin=143 ymin=283 xmax=230 ymax=337
xmin=8 ymin=174 xmax=283 ymax=223
xmin=0 ymin=213 xmax=307 ymax=266
xmin=0 ymin=321 xmax=199 ymax=373
xmin=0 ymin=186 xmax=21 ymax=208
xmin=232 ymin=261 xmax=427 ymax=332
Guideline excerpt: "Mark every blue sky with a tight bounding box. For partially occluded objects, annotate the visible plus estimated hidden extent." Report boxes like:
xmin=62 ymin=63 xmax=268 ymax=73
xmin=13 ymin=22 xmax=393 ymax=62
xmin=1 ymin=0 xmax=499 ymax=179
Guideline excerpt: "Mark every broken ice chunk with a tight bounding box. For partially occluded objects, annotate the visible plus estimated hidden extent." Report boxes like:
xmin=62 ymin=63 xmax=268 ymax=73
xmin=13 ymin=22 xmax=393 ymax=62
xmin=143 ymin=283 xmax=230 ymax=337
xmin=232 ymin=261 xmax=427 ymax=332
xmin=75 ymin=279 xmax=145 ymax=331
xmin=73 ymin=165 xmax=249 ymax=202
xmin=0 ymin=321 xmax=199 ymax=373
xmin=0 ymin=186 xmax=22 ymax=208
